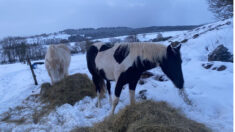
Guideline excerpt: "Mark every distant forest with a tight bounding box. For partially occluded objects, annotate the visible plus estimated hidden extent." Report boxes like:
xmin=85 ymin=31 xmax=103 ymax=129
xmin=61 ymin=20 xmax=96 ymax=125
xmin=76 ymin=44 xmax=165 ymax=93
xmin=0 ymin=25 xmax=200 ymax=44
xmin=61 ymin=25 xmax=200 ymax=40
xmin=0 ymin=25 xmax=200 ymax=64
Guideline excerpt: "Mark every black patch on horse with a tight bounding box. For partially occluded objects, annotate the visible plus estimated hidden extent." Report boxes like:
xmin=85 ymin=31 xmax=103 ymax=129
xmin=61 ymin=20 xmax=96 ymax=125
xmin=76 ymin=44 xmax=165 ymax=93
xmin=99 ymin=43 xmax=114 ymax=52
xmin=134 ymin=57 xmax=156 ymax=72
xmin=99 ymin=69 xmax=108 ymax=80
xmin=114 ymin=56 xmax=156 ymax=97
xmin=99 ymin=69 xmax=112 ymax=94
xmin=114 ymin=45 xmax=130 ymax=64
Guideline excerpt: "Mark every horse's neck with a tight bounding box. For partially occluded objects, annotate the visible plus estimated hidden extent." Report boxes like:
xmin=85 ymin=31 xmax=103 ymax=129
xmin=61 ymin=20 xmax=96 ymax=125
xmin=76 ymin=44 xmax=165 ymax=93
xmin=134 ymin=56 xmax=157 ymax=73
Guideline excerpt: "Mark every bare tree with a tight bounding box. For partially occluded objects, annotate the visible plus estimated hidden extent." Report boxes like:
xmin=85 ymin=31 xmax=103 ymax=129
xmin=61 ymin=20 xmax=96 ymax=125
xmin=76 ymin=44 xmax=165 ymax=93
xmin=109 ymin=38 xmax=121 ymax=44
xmin=207 ymin=0 xmax=233 ymax=20
xmin=1 ymin=37 xmax=46 ymax=63
xmin=123 ymin=35 xmax=140 ymax=42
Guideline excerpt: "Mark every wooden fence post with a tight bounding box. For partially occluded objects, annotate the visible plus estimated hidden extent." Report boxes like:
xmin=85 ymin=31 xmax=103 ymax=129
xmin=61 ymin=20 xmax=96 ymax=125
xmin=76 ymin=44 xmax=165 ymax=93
xmin=27 ymin=58 xmax=38 ymax=85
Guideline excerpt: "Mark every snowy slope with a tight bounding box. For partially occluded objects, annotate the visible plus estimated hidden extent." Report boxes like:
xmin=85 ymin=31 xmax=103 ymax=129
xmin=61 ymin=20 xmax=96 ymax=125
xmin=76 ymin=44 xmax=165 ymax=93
xmin=0 ymin=18 xmax=233 ymax=132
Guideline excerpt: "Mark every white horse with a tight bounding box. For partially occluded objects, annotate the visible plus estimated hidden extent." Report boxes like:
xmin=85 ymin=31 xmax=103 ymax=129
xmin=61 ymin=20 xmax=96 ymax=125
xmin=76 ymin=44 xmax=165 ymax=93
xmin=45 ymin=44 xmax=71 ymax=84
xmin=86 ymin=42 xmax=184 ymax=115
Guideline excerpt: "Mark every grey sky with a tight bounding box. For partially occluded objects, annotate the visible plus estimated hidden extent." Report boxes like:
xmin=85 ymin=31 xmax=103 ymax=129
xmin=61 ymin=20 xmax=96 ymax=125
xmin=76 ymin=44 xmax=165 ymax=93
xmin=0 ymin=0 xmax=214 ymax=39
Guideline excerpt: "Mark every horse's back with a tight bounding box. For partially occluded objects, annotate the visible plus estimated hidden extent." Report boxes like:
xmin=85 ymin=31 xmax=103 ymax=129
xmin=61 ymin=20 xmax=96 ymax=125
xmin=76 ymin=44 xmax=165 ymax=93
xmin=46 ymin=44 xmax=70 ymax=64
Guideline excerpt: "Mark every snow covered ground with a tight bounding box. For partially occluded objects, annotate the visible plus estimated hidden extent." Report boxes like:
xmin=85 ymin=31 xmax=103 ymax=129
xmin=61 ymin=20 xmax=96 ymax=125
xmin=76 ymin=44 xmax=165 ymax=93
xmin=0 ymin=18 xmax=233 ymax=132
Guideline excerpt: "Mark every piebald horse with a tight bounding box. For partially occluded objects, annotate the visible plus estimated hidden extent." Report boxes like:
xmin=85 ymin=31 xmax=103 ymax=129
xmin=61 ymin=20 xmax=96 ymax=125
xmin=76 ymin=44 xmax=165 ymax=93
xmin=86 ymin=42 xmax=184 ymax=114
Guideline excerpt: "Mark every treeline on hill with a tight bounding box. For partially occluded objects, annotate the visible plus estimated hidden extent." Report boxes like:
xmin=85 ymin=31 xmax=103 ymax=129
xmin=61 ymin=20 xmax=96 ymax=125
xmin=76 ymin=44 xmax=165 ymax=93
xmin=0 ymin=26 xmax=199 ymax=45
xmin=0 ymin=25 xmax=199 ymax=64
xmin=0 ymin=34 xmax=143 ymax=64
xmin=62 ymin=25 xmax=199 ymax=41
xmin=0 ymin=37 xmax=95 ymax=64
xmin=0 ymin=37 xmax=46 ymax=64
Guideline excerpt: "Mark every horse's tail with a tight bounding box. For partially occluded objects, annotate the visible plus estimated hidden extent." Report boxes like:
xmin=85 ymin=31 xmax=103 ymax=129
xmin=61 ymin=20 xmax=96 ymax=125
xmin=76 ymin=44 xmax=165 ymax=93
xmin=98 ymin=77 xmax=106 ymax=98
xmin=86 ymin=45 xmax=105 ymax=96
xmin=86 ymin=45 xmax=98 ymax=75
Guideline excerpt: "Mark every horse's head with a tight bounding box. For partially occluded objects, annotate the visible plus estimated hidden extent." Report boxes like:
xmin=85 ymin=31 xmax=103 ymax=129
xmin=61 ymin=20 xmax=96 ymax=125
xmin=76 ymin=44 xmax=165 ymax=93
xmin=160 ymin=42 xmax=184 ymax=89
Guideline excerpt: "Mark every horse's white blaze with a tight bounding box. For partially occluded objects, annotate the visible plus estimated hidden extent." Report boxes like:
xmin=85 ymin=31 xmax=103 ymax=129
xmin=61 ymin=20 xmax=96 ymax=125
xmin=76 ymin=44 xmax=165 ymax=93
xmin=45 ymin=44 xmax=71 ymax=84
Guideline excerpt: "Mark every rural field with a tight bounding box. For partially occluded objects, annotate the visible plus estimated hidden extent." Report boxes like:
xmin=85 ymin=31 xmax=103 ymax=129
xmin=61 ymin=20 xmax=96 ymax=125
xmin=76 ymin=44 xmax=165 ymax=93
xmin=0 ymin=18 xmax=233 ymax=131
xmin=0 ymin=0 xmax=233 ymax=132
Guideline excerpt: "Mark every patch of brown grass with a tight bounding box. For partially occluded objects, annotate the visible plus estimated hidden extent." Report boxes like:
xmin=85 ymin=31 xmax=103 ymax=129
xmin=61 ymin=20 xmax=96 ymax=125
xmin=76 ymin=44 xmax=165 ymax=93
xmin=70 ymin=127 xmax=90 ymax=132
xmin=33 ymin=73 xmax=96 ymax=123
xmin=41 ymin=73 xmax=96 ymax=106
xmin=73 ymin=100 xmax=211 ymax=132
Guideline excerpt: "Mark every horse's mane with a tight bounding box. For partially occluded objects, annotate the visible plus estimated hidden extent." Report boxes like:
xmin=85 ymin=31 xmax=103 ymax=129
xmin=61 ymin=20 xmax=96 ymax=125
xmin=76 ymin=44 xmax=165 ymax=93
xmin=119 ymin=42 xmax=167 ymax=63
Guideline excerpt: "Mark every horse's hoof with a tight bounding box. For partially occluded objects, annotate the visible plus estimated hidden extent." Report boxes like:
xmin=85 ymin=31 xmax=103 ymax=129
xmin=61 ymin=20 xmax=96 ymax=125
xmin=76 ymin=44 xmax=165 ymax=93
xmin=95 ymin=101 xmax=102 ymax=108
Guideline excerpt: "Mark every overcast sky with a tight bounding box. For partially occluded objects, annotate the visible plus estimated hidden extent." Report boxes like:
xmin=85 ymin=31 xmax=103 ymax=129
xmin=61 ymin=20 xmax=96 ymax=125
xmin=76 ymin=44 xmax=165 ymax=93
xmin=0 ymin=0 xmax=214 ymax=39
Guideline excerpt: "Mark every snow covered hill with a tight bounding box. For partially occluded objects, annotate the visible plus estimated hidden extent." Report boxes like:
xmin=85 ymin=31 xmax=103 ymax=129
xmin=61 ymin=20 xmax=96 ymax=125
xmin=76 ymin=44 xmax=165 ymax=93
xmin=0 ymin=18 xmax=233 ymax=132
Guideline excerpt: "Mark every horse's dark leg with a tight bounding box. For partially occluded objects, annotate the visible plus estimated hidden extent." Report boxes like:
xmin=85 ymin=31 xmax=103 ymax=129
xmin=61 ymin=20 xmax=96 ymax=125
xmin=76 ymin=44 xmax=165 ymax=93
xmin=106 ymin=80 xmax=111 ymax=95
xmin=106 ymin=80 xmax=112 ymax=105
xmin=128 ymin=79 xmax=139 ymax=105
xmin=92 ymin=75 xmax=104 ymax=108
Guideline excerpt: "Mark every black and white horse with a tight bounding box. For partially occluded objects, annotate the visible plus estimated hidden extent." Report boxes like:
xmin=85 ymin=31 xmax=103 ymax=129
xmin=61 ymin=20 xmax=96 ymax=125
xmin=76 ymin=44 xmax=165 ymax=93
xmin=86 ymin=42 xmax=184 ymax=114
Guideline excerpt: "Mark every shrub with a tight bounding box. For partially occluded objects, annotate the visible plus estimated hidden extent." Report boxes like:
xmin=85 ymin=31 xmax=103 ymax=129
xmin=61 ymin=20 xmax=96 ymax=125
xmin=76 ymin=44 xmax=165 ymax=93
xmin=152 ymin=33 xmax=172 ymax=42
xmin=109 ymin=38 xmax=121 ymax=44
xmin=123 ymin=35 xmax=139 ymax=42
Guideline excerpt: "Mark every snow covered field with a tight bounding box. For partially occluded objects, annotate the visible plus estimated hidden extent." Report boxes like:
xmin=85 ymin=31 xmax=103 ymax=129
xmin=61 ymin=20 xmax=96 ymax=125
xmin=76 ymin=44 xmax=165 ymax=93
xmin=0 ymin=18 xmax=233 ymax=132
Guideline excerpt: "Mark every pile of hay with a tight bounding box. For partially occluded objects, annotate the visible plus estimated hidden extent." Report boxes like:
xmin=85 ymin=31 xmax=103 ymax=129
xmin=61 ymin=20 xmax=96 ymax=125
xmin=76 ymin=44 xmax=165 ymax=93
xmin=74 ymin=100 xmax=210 ymax=132
xmin=40 ymin=73 xmax=96 ymax=106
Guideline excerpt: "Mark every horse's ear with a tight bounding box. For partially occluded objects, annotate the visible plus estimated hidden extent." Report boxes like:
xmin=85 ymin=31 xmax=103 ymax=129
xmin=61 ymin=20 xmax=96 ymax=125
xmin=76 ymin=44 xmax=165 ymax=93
xmin=174 ymin=44 xmax=181 ymax=51
xmin=167 ymin=45 xmax=174 ymax=54
xmin=170 ymin=41 xmax=181 ymax=52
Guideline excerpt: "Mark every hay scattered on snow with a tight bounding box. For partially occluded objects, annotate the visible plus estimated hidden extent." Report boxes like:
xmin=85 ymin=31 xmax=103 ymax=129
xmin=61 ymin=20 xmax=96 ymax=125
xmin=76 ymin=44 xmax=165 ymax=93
xmin=29 ymin=73 xmax=97 ymax=123
xmin=0 ymin=74 xmax=97 ymax=125
xmin=75 ymin=100 xmax=211 ymax=132
xmin=40 ymin=73 xmax=96 ymax=106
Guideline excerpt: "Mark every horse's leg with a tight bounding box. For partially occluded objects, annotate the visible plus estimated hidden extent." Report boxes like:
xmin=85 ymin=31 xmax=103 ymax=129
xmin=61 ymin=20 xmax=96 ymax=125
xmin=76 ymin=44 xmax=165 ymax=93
xmin=111 ymin=74 xmax=127 ymax=115
xmin=64 ymin=68 xmax=69 ymax=77
xmin=128 ymin=79 xmax=139 ymax=105
xmin=48 ymin=70 xmax=54 ymax=85
xmin=106 ymin=80 xmax=112 ymax=105
xmin=92 ymin=75 xmax=103 ymax=108
xmin=179 ymin=89 xmax=192 ymax=105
